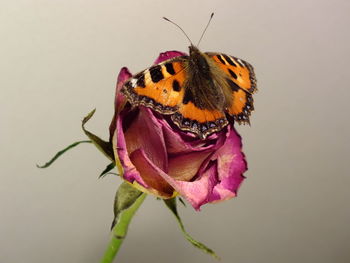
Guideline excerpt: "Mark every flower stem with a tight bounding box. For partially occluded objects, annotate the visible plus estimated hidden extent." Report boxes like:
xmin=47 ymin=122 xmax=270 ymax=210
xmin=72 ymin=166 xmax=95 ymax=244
xmin=100 ymin=193 xmax=146 ymax=263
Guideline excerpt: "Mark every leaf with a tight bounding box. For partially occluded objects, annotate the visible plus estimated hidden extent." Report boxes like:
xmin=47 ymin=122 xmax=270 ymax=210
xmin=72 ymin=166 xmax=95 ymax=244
xmin=36 ymin=140 xmax=92 ymax=168
xmin=82 ymin=109 xmax=114 ymax=161
xmin=99 ymin=162 xmax=116 ymax=178
xmin=164 ymin=198 xmax=219 ymax=259
xmin=111 ymin=182 xmax=144 ymax=230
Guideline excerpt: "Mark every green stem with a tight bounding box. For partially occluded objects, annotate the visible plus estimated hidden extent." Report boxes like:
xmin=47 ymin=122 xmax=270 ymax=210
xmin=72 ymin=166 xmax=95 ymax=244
xmin=100 ymin=193 xmax=146 ymax=263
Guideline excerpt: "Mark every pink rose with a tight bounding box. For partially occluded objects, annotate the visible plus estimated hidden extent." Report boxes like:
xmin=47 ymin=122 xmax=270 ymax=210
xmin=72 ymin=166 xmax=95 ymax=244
xmin=109 ymin=51 xmax=247 ymax=210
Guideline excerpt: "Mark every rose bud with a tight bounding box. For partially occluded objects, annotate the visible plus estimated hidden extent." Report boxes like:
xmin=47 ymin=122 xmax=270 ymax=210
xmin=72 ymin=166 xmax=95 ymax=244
xmin=109 ymin=51 xmax=247 ymax=210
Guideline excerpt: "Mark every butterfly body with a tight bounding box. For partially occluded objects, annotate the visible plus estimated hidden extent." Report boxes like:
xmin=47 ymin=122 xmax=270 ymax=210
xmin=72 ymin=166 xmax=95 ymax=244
xmin=121 ymin=45 xmax=256 ymax=139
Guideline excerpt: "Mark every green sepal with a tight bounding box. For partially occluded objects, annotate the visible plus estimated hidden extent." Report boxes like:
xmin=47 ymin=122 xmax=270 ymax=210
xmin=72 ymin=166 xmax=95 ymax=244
xmin=82 ymin=109 xmax=114 ymax=161
xmin=99 ymin=162 xmax=116 ymax=178
xmin=164 ymin=198 xmax=219 ymax=260
xmin=111 ymin=182 xmax=145 ymax=230
xmin=36 ymin=140 xmax=92 ymax=168
xmin=178 ymin=197 xmax=187 ymax=207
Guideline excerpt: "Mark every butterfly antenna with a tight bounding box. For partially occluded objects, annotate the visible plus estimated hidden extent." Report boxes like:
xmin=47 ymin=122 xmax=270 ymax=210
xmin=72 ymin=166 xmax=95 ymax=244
xmin=197 ymin=12 xmax=214 ymax=47
xmin=163 ymin=16 xmax=193 ymax=45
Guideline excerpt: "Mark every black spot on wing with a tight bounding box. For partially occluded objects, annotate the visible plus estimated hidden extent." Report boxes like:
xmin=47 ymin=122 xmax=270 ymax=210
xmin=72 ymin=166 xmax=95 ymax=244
xmin=216 ymin=55 xmax=226 ymax=64
xmin=149 ymin=65 xmax=164 ymax=83
xmin=172 ymin=80 xmax=181 ymax=92
xmin=228 ymin=69 xmax=238 ymax=79
xmin=227 ymin=79 xmax=240 ymax=92
xmin=223 ymin=54 xmax=237 ymax=67
xmin=183 ymin=88 xmax=194 ymax=105
xmin=165 ymin=63 xmax=176 ymax=75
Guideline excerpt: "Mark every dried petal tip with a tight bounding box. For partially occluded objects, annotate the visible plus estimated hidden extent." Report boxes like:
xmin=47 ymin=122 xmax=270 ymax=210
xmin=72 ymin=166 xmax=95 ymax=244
xmin=154 ymin=51 xmax=187 ymax=64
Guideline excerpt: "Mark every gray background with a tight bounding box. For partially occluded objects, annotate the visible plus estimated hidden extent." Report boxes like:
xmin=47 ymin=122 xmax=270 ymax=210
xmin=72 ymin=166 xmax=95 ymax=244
xmin=1 ymin=0 xmax=349 ymax=262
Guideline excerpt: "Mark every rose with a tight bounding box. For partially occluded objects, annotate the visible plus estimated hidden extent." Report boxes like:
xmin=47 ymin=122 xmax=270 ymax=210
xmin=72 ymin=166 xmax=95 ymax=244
xmin=109 ymin=51 xmax=247 ymax=210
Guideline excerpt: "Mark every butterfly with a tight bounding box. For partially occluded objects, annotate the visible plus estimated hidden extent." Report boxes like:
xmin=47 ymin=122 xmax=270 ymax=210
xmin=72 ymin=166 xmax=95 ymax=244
xmin=121 ymin=15 xmax=257 ymax=139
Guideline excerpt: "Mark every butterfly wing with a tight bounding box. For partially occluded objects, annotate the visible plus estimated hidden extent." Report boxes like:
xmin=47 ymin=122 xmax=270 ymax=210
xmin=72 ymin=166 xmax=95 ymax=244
xmin=206 ymin=52 xmax=257 ymax=124
xmin=122 ymin=56 xmax=188 ymax=114
xmin=122 ymin=56 xmax=228 ymax=139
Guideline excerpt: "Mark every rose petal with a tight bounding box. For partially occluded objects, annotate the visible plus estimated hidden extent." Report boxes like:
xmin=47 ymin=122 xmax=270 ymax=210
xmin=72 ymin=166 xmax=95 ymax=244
xmin=159 ymin=116 xmax=227 ymax=154
xmin=208 ymin=127 xmax=247 ymax=203
xmin=164 ymin=161 xmax=219 ymax=210
xmin=114 ymin=112 xmax=147 ymax=188
xmin=127 ymin=147 xmax=217 ymax=210
xmin=171 ymin=162 xmax=219 ymax=210
xmin=168 ymin=151 xmax=212 ymax=181
xmin=109 ymin=67 xmax=132 ymax=140
xmin=153 ymin=51 xmax=187 ymax=64
xmin=124 ymin=107 xmax=168 ymax=172
xmin=115 ymin=67 xmax=131 ymax=111
xmin=130 ymin=149 xmax=174 ymax=198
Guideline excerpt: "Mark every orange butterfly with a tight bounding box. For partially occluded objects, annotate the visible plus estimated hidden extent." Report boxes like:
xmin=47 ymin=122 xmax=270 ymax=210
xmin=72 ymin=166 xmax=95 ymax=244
xmin=121 ymin=14 xmax=257 ymax=139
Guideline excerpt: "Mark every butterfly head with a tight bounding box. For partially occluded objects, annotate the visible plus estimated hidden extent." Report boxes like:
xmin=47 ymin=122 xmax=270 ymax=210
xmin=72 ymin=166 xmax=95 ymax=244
xmin=188 ymin=45 xmax=210 ymax=74
xmin=189 ymin=45 xmax=200 ymax=54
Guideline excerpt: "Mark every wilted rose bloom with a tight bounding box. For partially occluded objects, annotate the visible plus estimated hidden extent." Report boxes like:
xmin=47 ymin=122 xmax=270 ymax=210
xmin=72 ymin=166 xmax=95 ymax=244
xmin=109 ymin=51 xmax=247 ymax=210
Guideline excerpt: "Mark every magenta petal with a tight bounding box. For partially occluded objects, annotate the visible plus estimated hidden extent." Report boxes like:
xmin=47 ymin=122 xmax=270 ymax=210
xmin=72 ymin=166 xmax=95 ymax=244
xmin=115 ymin=67 xmax=132 ymax=108
xmin=125 ymin=146 xmax=217 ymax=210
xmin=209 ymin=127 xmax=247 ymax=203
xmin=123 ymin=107 xmax=168 ymax=172
xmin=165 ymin=161 xmax=219 ymax=210
xmin=159 ymin=117 xmax=226 ymax=154
xmin=117 ymin=67 xmax=132 ymax=90
xmin=153 ymin=51 xmax=187 ymax=64
xmin=130 ymin=149 xmax=174 ymax=197
xmin=114 ymin=113 xmax=147 ymax=188
xmin=109 ymin=67 xmax=132 ymax=139
xmin=168 ymin=151 xmax=212 ymax=181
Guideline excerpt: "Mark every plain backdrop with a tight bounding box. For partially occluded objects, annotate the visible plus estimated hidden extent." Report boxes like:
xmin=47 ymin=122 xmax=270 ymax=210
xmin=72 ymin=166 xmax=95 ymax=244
xmin=1 ymin=0 xmax=349 ymax=263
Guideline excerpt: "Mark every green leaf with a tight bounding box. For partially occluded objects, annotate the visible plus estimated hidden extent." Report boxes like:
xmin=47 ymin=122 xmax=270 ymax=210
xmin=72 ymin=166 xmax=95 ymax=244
xmin=101 ymin=182 xmax=146 ymax=263
xmin=99 ymin=162 xmax=116 ymax=178
xmin=82 ymin=109 xmax=114 ymax=161
xmin=111 ymin=182 xmax=144 ymax=229
xmin=36 ymin=140 xmax=92 ymax=168
xmin=164 ymin=198 xmax=219 ymax=260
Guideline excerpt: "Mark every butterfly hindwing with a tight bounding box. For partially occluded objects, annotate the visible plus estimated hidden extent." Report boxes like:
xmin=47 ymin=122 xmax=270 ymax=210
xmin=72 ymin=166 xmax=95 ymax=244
xmin=172 ymin=104 xmax=228 ymax=139
xmin=227 ymin=87 xmax=254 ymax=124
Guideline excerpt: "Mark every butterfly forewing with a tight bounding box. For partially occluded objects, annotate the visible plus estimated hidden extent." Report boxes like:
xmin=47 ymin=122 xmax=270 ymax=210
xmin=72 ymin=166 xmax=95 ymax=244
xmin=122 ymin=57 xmax=188 ymax=114
xmin=206 ymin=52 xmax=257 ymax=124
xmin=206 ymin=52 xmax=257 ymax=94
